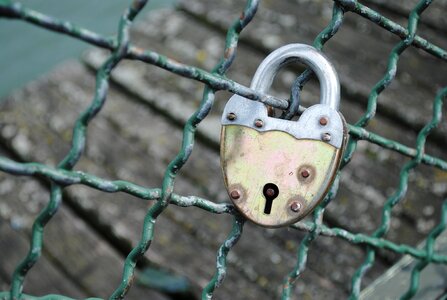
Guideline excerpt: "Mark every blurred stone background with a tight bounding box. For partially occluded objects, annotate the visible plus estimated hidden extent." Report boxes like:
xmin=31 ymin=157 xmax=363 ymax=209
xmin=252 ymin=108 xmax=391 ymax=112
xmin=0 ymin=0 xmax=446 ymax=299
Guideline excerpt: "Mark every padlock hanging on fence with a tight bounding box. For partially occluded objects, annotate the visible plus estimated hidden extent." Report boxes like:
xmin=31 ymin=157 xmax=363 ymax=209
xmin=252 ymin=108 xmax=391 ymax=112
xmin=220 ymin=43 xmax=347 ymax=228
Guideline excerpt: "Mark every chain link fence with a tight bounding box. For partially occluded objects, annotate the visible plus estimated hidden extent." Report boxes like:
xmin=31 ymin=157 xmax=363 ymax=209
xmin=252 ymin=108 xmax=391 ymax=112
xmin=0 ymin=0 xmax=446 ymax=299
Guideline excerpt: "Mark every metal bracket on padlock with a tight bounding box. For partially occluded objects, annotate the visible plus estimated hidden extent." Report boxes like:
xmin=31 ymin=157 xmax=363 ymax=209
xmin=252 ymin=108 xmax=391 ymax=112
xmin=220 ymin=43 xmax=347 ymax=228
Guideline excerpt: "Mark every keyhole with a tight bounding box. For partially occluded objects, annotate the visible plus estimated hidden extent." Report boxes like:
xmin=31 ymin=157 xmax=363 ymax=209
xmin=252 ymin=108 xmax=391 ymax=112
xmin=263 ymin=183 xmax=279 ymax=214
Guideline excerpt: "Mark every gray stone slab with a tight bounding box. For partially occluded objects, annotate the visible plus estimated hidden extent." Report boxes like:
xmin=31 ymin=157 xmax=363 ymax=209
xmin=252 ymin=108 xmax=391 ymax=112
xmin=0 ymin=217 xmax=86 ymax=298
xmin=1 ymin=1 xmax=446 ymax=299
xmin=361 ymin=231 xmax=447 ymax=300
xmin=0 ymin=160 xmax=170 ymax=300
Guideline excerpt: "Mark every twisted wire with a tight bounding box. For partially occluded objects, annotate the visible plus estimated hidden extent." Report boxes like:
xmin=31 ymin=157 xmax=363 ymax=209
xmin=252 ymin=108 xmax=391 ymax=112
xmin=281 ymin=175 xmax=341 ymax=299
xmin=350 ymin=85 xmax=447 ymax=298
xmin=334 ymin=0 xmax=447 ymax=61
xmin=202 ymin=215 xmax=245 ymax=299
xmin=8 ymin=1 xmax=148 ymax=299
xmin=110 ymin=1 xmax=259 ymax=298
xmin=280 ymin=3 xmax=346 ymax=297
xmin=400 ymin=200 xmax=447 ymax=299
xmin=0 ymin=0 xmax=445 ymax=299
xmin=1 ymin=156 xmax=447 ymax=265
xmin=348 ymin=1 xmax=437 ymax=297
xmin=0 ymin=1 xmax=287 ymax=110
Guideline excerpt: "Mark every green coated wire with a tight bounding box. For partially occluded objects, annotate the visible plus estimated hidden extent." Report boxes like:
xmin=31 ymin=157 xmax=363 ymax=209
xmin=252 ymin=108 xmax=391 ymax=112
xmin=0 ymin=0 xmax=445 ymax=299
xmin=280 ymin=3 xmax=346 ymax=297
xmin=202 ymin=215 xmax=245 ymax=299
xmin=334 ymin=0 xmax=447 ymax=61
xmin=400 ymin=200 xmax=447 ymax=300
xmin=1 ymin=155 xmax=447 ymax=265
xmin=9 ymin=1 xmax=149 ymax=299
xmin=349 ymin=1 xmax=438 ymax=297
xmin=111 ymin=0 xmax=259 ymax=298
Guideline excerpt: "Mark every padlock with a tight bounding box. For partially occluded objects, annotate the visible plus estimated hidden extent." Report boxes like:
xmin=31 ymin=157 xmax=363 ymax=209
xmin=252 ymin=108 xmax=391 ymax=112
xmin=220 ymin=43 xmax=347 ymax=228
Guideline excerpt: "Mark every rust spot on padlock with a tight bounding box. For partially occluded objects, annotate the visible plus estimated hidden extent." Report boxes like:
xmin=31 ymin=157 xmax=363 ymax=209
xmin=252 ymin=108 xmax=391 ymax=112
xmin=220 ymin=44 xmax=347 ymax=228
xmin=319 ymin=116 xmax=329 ymax=126
xmin=298 ymin=164 xmax=316 ymax=183
xmin=254 ymin=119 xmax=264 ymax=128
xmin=300 ymin=169 xmax=310 ymax=178
xmin=230 ymin=189 xmax=241 ymax=200
xmin=228 ymin=184 xmax=246 ymax=201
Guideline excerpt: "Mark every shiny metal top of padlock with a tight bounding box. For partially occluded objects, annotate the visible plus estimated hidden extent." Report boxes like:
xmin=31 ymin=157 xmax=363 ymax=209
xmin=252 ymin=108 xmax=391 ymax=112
xmin=221 ymin=44 xmax=344 ymax=148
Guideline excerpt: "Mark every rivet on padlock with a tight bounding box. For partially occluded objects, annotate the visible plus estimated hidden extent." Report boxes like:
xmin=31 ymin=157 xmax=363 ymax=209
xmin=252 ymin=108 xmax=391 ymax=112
xmin=220 ymin=43 xmax=347 ymax=228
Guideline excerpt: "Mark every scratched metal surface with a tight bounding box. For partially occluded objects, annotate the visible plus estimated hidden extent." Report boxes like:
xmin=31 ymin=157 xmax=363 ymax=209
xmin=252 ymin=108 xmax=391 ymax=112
xmin=0 ymin=0 xmax=446 ymax=299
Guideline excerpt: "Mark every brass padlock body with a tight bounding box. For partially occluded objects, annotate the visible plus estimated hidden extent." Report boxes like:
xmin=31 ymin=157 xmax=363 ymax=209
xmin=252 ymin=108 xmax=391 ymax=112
xmin=220 ymin=44 xmax=347 ymax=228
xmin=221 ymin=125 xmax=344 ymax=227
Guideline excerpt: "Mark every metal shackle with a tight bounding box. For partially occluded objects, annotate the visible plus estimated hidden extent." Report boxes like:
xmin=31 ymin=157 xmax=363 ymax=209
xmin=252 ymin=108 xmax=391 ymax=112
xmin=250 ymin=43 xmax=340 ymax=110
xmin=221 ymin=43 xmax=345 ymax=148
